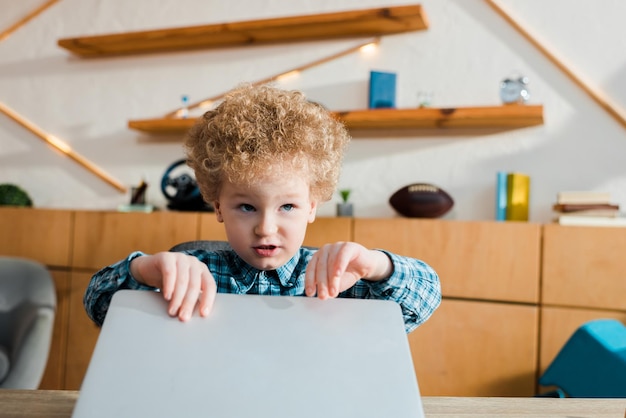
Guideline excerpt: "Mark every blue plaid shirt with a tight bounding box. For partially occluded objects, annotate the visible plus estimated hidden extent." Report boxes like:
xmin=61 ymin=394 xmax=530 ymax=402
xmin=84 ymin=248 xmax=441 ymax=333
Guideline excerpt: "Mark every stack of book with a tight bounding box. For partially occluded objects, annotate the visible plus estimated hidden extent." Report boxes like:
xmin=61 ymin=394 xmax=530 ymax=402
xmin=554 ymin=191 xmax=625 ymax=227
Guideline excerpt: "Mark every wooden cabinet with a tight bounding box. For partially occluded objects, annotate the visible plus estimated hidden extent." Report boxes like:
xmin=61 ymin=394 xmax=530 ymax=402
xmin=198 ymin=213 xmax=228 ymax=241
xmin=354 ymin=218 xmax=541 ymax=303
xmin=540 ymin=224 xmax=626 ymax=381
xmin=5 ymin=208 xmax=626 ymax=396
xmin=355 ymin=218 xmax=541 ymax=396
xmin=0 ymin=207 xmax=73 ymax=267
xmin=11 ymin=209 xmax=352 ymax=390
xmin=64 ymin=271 xmax=101 ymax=390
xmin=303 ymin=217 xmax=353 ymax=246
xmin=542 ymin=224 xmax=626 ymax=311
xmin=410 ymin=299 xmax=538 ymax=396
xmin=72 ymin=211 xmax=200 ymax=270
xmin=38 ymin=270 xmax=71 ymax=390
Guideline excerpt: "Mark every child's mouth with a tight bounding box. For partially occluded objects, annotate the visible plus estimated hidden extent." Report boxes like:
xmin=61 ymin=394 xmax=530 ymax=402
xmin=254 ymin=245 xmax=278 ymax=256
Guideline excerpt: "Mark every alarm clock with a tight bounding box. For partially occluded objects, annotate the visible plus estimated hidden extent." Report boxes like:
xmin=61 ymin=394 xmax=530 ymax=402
xmin=499 ymin=75 xmax=530 ymax=104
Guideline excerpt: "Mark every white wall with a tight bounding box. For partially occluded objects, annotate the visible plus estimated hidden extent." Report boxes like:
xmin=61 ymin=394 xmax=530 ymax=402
xmin=1 ymin=0 xmax=625 ymax=222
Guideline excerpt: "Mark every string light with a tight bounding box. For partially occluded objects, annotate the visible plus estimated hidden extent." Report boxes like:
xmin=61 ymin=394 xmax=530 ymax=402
xmin=359 ymin=41 xmax=379 ymax=55
xmin=199 ymin=100 xmax=214 ymax=110
xmin=45 ymin=135 xmax=72 ymax=154
xmin=275 ymin=70 xmax=300 ymax=82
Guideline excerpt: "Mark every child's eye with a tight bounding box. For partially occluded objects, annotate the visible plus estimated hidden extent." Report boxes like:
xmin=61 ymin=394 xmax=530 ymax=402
xmin=239 ymin=204 xmax=255 ymax=212
xmin=281 ymin=204 xmax=294 ymax=212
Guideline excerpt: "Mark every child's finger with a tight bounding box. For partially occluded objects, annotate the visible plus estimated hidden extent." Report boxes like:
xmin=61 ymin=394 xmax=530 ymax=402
xmin=313 ymin=250 xmax=331 ymax=299
xmin=304 ymin=252 xmax=318 ymax=297
xmin=157 ymin=255 xmax=177 ymax=301
xmin=177 ymin=266 xmax=202 ymax=322
xmin=326 ymin=244 xmax=353 ymax=297
xmin=198 ymin=271 xmax=217 ymax=317
xmin=325 ymin=250 xmax=341 ymax=297
xmin=167 ymin=261 xmax=189 ymax=318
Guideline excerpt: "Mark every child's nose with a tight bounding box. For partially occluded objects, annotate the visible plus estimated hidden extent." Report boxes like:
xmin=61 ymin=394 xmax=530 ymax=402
xmin=254 ymin=214 xmax=278 ymax=236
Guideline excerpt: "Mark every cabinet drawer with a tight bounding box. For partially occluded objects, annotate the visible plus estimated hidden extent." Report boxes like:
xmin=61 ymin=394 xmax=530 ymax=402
xmin=542 ymin=225 xmax=626 ymax=310
xmin=354 ymin=218 xmax=541 ymax=303
xmin=72 ymin=211 xmax=199 ymax=269
xmin=0 ymin=207 xmax=72 ymax=267
xmin=409 ymin=299 xmax=539 ymax=396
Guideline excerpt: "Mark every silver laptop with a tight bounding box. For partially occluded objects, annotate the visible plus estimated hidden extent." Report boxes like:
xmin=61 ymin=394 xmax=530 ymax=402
xmin=72 ymin=290 xmax=425 ymax=418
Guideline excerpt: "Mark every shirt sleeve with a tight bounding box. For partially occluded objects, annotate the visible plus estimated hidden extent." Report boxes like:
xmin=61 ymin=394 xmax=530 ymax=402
xmin=341 ymin=250 xmax=441 ymax=334
xmin=83 ymin=251 xmax=157 ymax=327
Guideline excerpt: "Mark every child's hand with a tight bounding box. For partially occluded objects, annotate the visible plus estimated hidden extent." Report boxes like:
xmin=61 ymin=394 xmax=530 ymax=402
xmin=304 ymin=242 xmax=393 ymax=299
xmin=130 ymin=252 xmax=216 ymax=322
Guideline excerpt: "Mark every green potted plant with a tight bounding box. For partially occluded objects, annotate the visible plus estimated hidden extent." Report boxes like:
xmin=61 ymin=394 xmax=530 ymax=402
xmin=336 ymin=188 xmax=353 ymax=217
xmin=0 ymin=184 xmax=33 ymax=207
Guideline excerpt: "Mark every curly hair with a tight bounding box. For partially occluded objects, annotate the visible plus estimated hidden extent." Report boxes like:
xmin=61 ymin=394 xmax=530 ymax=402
xmin=184 ymin=84 xmax=350 ymax=203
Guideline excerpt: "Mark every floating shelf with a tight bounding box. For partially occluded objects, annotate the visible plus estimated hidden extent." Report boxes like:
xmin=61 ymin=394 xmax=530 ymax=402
xmin=57 ymin=4 xmax=428 ymax=57
xmin=127 ymin=105 xmax=544 ymax=135
xmin=129 ymin=117 xmax=196 ymax=134
xmin=336 ymin=104 xmax=544 ymax=130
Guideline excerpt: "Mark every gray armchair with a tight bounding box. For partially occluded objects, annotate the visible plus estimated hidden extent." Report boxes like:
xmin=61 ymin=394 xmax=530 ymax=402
xmin=0 ymin=256 xmax=56 ymax=389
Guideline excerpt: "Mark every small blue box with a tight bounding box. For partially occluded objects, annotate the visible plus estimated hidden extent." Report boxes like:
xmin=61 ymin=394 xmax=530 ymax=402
xmin=369 ymin=71 xmax=396 ymax=109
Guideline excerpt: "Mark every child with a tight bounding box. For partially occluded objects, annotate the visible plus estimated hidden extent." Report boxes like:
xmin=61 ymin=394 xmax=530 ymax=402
xmin=85 ymin=84 xmax=441 ymax=333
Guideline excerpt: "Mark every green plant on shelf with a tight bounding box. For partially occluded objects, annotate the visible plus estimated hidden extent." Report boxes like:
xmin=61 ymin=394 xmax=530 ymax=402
xmin=336 ymin=189 xmax=353 ymax=217
xmin=339 ymin=188 xmax=351 ymax=203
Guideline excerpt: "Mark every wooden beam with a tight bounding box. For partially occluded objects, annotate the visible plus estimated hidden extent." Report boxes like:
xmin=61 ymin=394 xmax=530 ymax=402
xmin=0 ymin=102 xmax=127 ymax=193
xmin=0 ymin=0 xmax=60 ymax=42
xmin=485 ymin=0 xmax=626 ymax=130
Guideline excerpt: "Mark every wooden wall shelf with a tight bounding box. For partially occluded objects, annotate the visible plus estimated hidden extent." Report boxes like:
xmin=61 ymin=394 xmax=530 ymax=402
xmin=336 ymin=104 xmax=543 ymax=129
xmin=57 ymin=4 xmax=427 ymax=57
xmin=127 ymin=105 xmax=544 ymax=135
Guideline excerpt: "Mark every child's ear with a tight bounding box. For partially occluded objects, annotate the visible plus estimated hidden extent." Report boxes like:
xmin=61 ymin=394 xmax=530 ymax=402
xmin=214 ymin=201 xmax=224 ymax=223
xmin=307 ymin=200 xmax=318 ymax=223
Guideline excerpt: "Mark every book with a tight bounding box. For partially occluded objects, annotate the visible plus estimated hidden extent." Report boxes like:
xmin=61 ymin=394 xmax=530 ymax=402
xmin=556 ymin=191 xmax=612 ymax=205
xmin=552 ymin=203 xmax=619 ymax=213
xmin=495 ymin=171 xmax=508 ymax=221
xmin=557 ymin=215 xmax=626 ymax=227
xmin=556 ymin=209 xmax=619 ymax=218
xmin=368 ymin=71 xmax=396 ymax=109
xmin=506 ymin=173 xmax=530 ymax=221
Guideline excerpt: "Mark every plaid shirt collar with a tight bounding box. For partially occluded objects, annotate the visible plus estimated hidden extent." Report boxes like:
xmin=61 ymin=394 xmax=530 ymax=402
xmin=229 ymin=249 xmax=308 ymax=292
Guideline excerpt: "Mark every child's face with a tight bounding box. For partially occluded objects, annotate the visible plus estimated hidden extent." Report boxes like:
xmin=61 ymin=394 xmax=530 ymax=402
xmin=213 ymin=172 xmax=318 ymax=271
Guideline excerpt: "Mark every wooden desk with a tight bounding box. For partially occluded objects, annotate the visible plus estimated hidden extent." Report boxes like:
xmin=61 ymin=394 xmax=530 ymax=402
xmin=1 ymin=390 xmax=625 ymax=417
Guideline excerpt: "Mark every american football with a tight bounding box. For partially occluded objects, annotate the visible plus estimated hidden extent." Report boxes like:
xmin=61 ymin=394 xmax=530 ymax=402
xmin=389 ymin=183 xmax=454 ymax=218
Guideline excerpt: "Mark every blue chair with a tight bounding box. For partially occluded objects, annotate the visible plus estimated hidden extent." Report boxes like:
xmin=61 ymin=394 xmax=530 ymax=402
xmin=539 ymin=318 xmax=626 ymax=397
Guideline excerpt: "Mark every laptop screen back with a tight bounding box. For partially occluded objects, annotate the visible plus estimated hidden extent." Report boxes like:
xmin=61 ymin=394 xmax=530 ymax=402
xmin=72 ymin=290 xmax=425 ymax=418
